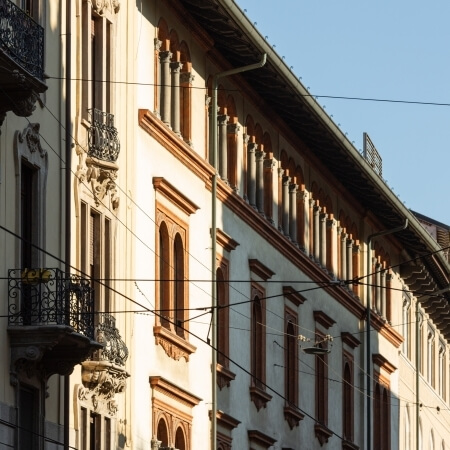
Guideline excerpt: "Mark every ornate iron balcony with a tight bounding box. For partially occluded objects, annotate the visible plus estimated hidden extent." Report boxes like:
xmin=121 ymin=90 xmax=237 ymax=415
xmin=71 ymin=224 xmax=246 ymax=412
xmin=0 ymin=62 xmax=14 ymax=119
xmin=8 ymin=268 xmax=95 ymax=340
xmin=91 ymin=313 xmax=129 ymax=367
xmin=87 ymin=108 xmax=120 ymax=162
xmin=0 ymin=0 xmax=45 ymax=80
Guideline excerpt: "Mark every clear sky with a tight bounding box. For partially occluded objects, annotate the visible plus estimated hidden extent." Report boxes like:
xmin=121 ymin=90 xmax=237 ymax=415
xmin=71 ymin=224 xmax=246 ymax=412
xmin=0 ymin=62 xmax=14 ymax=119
xmin=235 ymin=0 xmax=450 ymax=226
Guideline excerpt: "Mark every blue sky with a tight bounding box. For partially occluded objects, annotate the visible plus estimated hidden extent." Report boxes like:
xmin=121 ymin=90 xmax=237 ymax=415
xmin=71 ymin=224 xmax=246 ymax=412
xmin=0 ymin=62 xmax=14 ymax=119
xmin=235 ymin=0 xmax=450 ymax=225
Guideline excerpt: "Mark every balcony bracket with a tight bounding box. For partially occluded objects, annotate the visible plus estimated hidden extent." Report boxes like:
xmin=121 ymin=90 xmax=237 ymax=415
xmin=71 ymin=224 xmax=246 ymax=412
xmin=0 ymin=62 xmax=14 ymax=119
xmin=8 ymin=325 xmax=101 ymax=388
xmin=80 ymin=361 xmax=130 ymax=416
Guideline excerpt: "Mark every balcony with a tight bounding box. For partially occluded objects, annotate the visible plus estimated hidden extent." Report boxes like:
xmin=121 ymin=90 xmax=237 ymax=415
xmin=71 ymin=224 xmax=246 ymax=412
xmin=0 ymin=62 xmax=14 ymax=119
xmin=7 ymin=268 xmax=101 ymax=384
xmin=87 ymin=108 xmax=120 ymax=162
xmin=84 ymin=108 xmax=120 ymax=209
xmin=0 ymin=0 xmax=47 ymax=122
xmin=80 ymin=313 xmax=130 ymax=416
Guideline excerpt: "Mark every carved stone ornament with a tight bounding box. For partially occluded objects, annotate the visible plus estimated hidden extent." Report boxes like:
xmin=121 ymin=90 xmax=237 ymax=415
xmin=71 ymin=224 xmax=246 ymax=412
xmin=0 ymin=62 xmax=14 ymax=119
xmin=18 ymin=123 xmax=46 ymax=157
xmin=11 ymin=90 xmax=39 ymax=117
xmin=84 ymin=156 xmax=120 ymax=209
xmin=80 ymin=361 xmax=130 ymax=416
xmin=92 ymin=0 xmax=120 ymax=15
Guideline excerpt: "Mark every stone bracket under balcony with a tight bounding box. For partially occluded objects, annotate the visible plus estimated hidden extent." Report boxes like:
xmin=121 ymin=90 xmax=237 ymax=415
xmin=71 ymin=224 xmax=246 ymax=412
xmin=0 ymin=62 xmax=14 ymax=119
xmin=0 ymin=0 xmax=47 ymax=124
xmin=80 ymin=361 xmax=130 ymax=417
xmin=8 ymin=325 xmax=102 ymax=387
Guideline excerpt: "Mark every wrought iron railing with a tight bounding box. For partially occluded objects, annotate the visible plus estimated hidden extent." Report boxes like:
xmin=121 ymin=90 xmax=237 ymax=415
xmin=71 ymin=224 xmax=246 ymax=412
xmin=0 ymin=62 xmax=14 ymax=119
xmin=0 ymin=0 xmax=45 ymax=80
xmin=8 ymin=268 xmax=95 ymax=339
xmin=87 ymin=108 xmax=120 ymax=162
xmin=91 ymin=313 xmax=129 ymax=367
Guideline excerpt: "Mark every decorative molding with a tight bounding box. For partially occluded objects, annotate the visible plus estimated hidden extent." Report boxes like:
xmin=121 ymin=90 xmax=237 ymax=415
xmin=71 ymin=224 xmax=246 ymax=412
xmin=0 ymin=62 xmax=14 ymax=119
xmin=216 ymin=363 xmax=236 ymax=390
xmin=215 ymin=228 xmax=239 ymax=252
xmin=247 ymin=429 xmax=277 ymax=448
xmin=92 ymin=0 xmax=120 ymax=15
xmin=283 ymin=286 xmax=306 ymax=306
xmin=153 ymin=325 xmax=196 ymax=361
xmin=314 ymin=422 xmax=333 ymax=446
xmin=314 ymin=310 xmax=336 ymax=330
xmin=86 ymin=157 xmax=120 ymax=209
xmin=8 ymin=325 xmax=100 ymax=387
xmin=17 ymin=123 xmax=46 ymax=157
xmin=249 ymin=258 xmax=275 ymax=280
xmin=284 ymin=406 xmax=304 ymax=429
xmin=372 ymin=353 xmax=397 ymax=374
xmin=249 ymin=386 xmax=272 ymax=411
xmin=216 ymin=410 xmax=241 ymax=431
xmin=153 ymin=177 xmax=199 ymax=216
xmin=138 ymin=110 xmax=403 ymax=348
xmin=80 ymin=361 xmax=129 ymax=416
xmin=149 ymin=376 xmax=201 ymax=409
xmin=341 ymin=331 xmax=361 ymax=349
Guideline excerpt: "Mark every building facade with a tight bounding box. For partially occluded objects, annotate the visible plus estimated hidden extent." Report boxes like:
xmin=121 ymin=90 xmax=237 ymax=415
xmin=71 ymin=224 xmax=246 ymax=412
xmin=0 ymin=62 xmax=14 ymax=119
xmin=2 ymin=0 xmax=450 ymax=449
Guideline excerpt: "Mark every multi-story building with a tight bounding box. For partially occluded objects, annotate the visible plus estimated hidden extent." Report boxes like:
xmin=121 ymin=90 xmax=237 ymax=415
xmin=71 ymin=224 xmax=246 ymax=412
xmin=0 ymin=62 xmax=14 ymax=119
xmin=0 ymin=0 xmax=101 ymax=448
xmin=2 ymin=0 xmax=450 ymax=449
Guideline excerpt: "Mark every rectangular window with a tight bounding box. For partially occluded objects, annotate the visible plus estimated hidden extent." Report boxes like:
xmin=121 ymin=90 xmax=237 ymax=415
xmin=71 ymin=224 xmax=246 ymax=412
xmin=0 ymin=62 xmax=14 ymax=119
xmin=104 ymin=416 xmax=111 ymax=450
xmin=21 ymin=161 xmax=37 ymax=267
xmin=80 ymin=407 xmax=88 ymax=450
xmin=343 ymin=353 xmax=354 ymax=442
xmin=80 ymin=202 xmax=112 ymax=315
xmin=19 ymin=385 xmax=38 ymax=448
xmin=82 ymin=5 xmax=112 ymax=119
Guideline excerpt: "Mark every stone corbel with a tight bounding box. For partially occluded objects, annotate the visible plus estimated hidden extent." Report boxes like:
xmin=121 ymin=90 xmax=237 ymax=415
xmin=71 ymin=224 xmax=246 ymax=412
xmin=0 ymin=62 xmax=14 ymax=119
xmin=85 ymin=157 xmax=120 ymax=210
xmin=92 ymin=0 xmax=120 ymax=15
xmin=80 ymin=361 xmax=130 ymax=416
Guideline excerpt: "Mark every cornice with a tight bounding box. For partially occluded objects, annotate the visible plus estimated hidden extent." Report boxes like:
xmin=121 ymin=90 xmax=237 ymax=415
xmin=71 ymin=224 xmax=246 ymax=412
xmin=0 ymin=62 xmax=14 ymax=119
xmin=215 ymin=228 xmax=239 ymax=252
xmin=216 ymin=410 xmax=241 ymax=430
xmin=249 ymin=258 xmax=275 ymax=280
xmin=149 ymin=375 xmax=202 ymax=408
xmin=153 ymin=176 xmax=199 ymax=216
xmin=341 ymin=331 xmax=361 ymax=349
xmin=313 ymin=310 xmax=336 ymax=330
xmin=283 ymin=286 xmax=307 ymax=307
xmin=247 ymin=429 xmax=277 ymax=447
xmin=372 ymin=353 xmax=397 ymax=375
xmin=139 ymin=110 xmax=404 ymax=347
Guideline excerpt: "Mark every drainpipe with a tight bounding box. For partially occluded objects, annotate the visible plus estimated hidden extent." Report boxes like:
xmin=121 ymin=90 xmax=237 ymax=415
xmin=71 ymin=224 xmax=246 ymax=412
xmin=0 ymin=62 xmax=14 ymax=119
xmin=366 ymin=219 xmax=408 ymax=450
xmin=64 ymin=0 xmax=72 ymax=448
xmin=210 ymin=53 xmax=266 ymax=450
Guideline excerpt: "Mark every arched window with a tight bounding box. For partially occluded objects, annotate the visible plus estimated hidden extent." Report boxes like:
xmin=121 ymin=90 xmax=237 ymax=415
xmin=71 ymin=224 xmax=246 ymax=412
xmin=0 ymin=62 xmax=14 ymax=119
xmin=315 ymin=341 xmax=327 ymax=425
xmin=157 ymin=418 xmax=169 ymax=447
xmin=285 ymin=320 xmax=296 ymax=405
xmin=252 ymin=295 xmax=263 ymax=389
xmin=404 ymin=406 xmax=411 ymax=450
xmin=226 ymin=95 xmax=239 ymax=191
xmin=216 ymin=267 xmax=228 ymax=367
xmin=179 ymin=41 xmax=193 ymax=144
xmin=159 ymin=221 xmax=171 ymax=329
xmin=263 ymin=132 xmax=274 ymax=221
xmin=175 ymin=426 xmax=186 ymax=450
xmin=343 ymin=361 xmax=353 ymax=441
xmin=174 ymin=233 xmax=185 ymax=337
xmin=429 ymin=430 xmax=435 ymax=450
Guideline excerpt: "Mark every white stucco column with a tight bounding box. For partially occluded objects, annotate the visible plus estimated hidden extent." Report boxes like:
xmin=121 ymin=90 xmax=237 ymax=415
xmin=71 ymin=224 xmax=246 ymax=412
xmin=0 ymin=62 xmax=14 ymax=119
xmin=282 ymin=175 xmax=291 ymax=237
xmin=289 ymin=182 xmax=298 ymax=243
xmin=159 ymin=50 xmax=172 ymax=126
xmin=170 ymin=61 xmax=183 ymax=135
xmin=247 ymin=142 xmax=257 ymax=207
xmin=255 ymin=150 xmax=266 ymax=214
xmin=218 ymin=114 xmax=229 ymax=183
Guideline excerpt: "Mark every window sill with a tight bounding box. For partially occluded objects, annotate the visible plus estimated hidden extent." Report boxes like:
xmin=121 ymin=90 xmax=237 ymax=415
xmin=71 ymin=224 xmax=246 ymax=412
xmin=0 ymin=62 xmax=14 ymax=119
xmin=283 ymin=405 xmax=304 ymax=429
xmin=153 ymin=325 xmax=196 ymax=361
xmin=249 ymin=385 xmax=272 ymax=411
xmin=315 ymin=422 xmax=333 ymax=445
xmin=216 ymin=363 xmax=236 ymax=390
